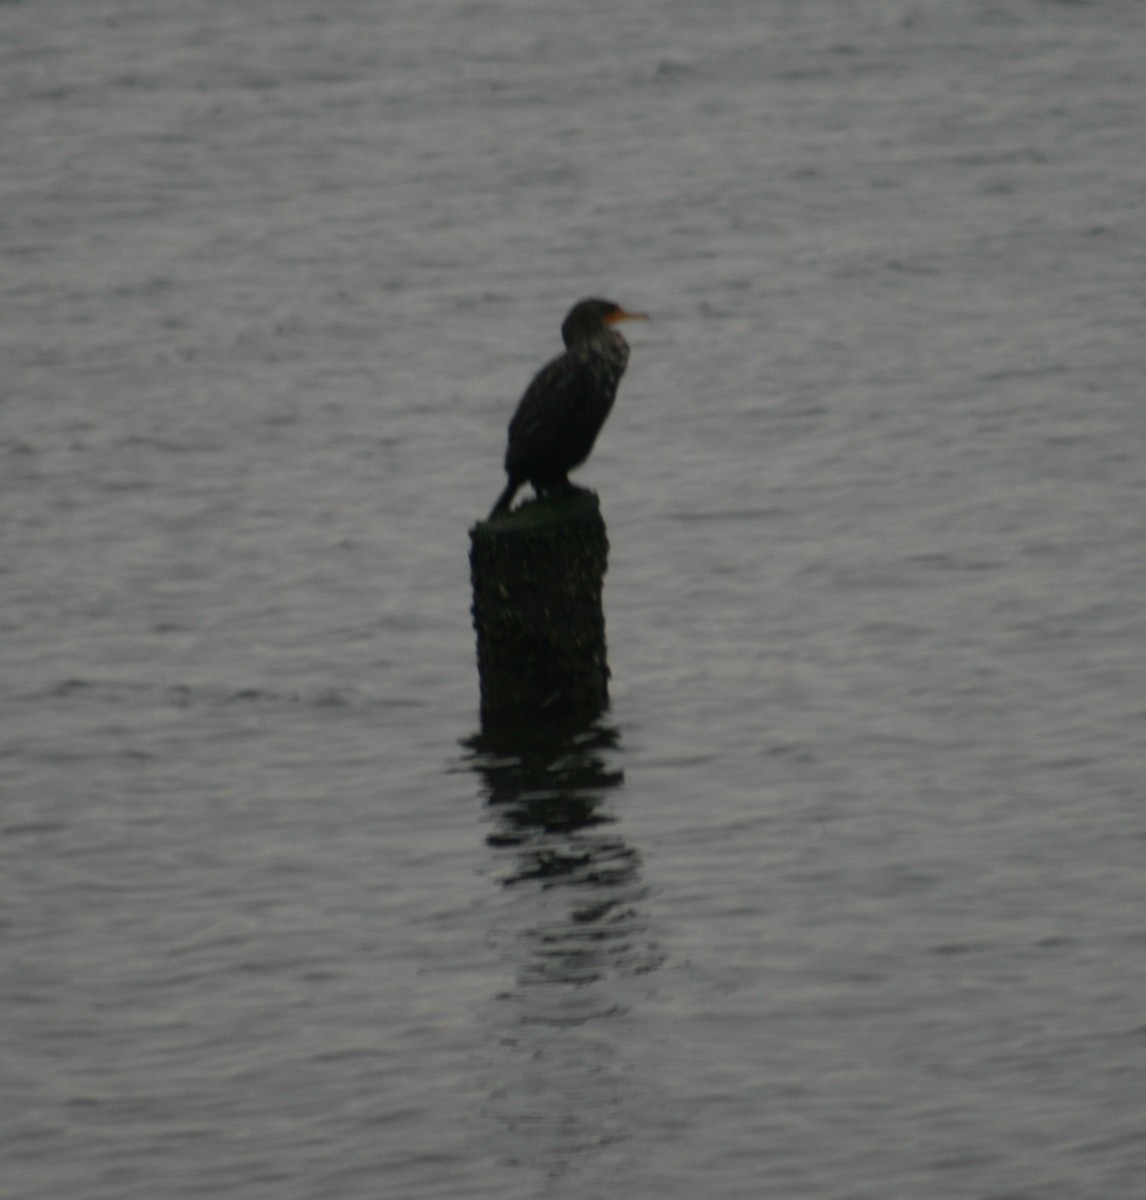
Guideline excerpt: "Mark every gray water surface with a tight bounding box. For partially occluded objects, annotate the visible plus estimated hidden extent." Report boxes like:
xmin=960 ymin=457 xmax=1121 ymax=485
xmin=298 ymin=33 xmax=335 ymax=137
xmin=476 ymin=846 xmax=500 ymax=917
xmin=4 ymin=2 xmax=1146 ymax=1197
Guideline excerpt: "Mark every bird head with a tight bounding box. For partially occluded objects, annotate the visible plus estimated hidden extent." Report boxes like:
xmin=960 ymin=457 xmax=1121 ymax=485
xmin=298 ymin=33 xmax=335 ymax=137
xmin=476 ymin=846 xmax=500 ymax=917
xmin=561 ymin=298 xmax=649 ymax=348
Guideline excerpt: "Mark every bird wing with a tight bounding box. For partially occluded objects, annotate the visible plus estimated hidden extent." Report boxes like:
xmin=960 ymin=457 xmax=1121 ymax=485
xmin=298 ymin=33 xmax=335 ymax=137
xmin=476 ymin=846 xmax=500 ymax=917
xmin=505 ymin=351 xmax=599 ymax=471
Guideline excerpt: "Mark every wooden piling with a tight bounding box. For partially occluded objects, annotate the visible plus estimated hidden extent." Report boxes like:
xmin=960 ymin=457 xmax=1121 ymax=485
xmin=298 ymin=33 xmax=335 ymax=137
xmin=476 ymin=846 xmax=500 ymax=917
xmin=469 ymin=491 xmax=610 ymax=720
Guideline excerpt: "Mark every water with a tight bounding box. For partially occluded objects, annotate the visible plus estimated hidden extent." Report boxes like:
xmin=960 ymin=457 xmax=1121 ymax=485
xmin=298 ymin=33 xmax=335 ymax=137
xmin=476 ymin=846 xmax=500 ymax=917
xmin=3 ymin=1 xmax=1146 ymax=1196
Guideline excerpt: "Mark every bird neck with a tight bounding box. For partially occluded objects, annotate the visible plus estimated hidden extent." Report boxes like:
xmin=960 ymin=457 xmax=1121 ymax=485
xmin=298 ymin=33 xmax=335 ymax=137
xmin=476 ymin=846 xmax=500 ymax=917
xmin=579 ymin=327 xmax=629 ymax=367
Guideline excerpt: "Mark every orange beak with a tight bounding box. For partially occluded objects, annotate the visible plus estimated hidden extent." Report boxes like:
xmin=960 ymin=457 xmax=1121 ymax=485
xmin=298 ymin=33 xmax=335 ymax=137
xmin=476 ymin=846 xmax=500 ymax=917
xmin=606 ymin=307 xmax=650 ymax=325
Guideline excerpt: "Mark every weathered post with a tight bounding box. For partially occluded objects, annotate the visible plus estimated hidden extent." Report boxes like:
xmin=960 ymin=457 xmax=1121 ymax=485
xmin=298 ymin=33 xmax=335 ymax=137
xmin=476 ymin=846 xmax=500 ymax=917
xmin=469 ymin=491 xmax=610 ymax=721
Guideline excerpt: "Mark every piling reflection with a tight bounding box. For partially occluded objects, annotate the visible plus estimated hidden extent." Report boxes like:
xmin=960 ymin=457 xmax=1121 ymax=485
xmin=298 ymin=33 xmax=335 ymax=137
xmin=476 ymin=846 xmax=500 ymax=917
xmin=474 ymin=715 xmax=622 ymax=862
xmin=463 ymin=711 xmax=661 ymax=1180
xmin=465 ymin=713 xmax=654 ymax=982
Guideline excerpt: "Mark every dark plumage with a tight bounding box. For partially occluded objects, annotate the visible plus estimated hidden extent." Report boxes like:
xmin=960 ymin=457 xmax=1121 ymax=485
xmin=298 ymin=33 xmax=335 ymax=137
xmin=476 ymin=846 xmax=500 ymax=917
xmin=488 ymin=297 xmax=648 ymax=519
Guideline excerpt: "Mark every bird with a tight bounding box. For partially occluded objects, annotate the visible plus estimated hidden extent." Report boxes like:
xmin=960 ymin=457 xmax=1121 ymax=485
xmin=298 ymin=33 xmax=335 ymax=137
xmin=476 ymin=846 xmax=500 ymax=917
xmin=487 ymin=297 xmax=648 ymax=520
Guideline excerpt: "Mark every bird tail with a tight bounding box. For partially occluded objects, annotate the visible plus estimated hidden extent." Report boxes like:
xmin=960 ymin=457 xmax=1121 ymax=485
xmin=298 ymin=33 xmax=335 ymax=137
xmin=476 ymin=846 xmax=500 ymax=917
xmin=488 ymin=478 xmax=519 ymax=521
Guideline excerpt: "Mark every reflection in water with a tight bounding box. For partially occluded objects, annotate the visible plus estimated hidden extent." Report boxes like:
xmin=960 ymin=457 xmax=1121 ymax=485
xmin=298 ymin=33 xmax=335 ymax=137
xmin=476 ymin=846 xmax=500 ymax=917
xmin=463 ymin=712 xmax=662 ymax=1183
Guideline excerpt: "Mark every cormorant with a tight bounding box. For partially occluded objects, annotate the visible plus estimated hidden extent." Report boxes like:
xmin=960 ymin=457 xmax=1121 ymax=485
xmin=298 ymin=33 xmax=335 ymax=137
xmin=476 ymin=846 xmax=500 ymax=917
xmin=488 ymin=297 xmax=648 ymax=519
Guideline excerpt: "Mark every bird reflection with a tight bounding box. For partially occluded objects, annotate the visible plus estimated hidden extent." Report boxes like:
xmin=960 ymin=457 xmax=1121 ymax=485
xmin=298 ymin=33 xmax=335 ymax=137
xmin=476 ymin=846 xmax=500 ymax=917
xmin=462 ymin=710 xmax=660 ymax=1181
xmin=461 ymin=707 xmax=665 ymax=1186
